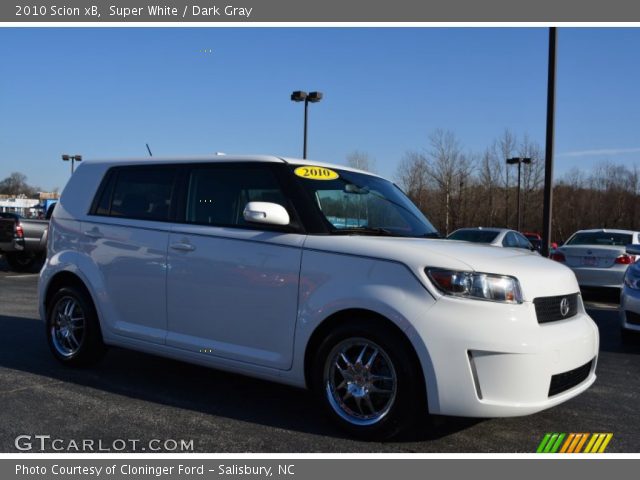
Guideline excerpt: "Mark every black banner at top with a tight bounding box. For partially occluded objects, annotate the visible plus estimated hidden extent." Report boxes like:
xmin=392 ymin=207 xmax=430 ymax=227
xmin=4 ymin=0 xmax=640 ymax=22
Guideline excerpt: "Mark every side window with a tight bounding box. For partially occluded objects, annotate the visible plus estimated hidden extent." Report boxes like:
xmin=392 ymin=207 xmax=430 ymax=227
xmin=185 ymin=165 xmax=290 ymax=228
xmin=93 ymin=167 xmax=176 ymax=221
xmin=516 ymin=233 xmax=533 ymax=250
xmin=503 ymin=232 xmax=518 ymax=248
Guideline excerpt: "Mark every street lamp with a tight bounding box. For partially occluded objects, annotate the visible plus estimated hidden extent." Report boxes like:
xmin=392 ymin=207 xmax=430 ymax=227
xmin=506 ymin=157 xmax=532 ymax=232
xmin=62 ymin=154 xmax=82 ymax=174
xmin=291 ymin=90 xmax=323 ymax=159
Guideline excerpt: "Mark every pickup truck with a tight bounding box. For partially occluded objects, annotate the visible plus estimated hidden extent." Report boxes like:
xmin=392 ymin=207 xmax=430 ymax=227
xmin=0 ymin=204 xmax=55 ymax=271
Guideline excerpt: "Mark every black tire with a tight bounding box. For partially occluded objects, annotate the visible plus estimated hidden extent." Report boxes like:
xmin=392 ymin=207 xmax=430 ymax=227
xmin=311 ymin=318 xmax=426 ymax=440
xmin=5 ymin=252 xmax=42 ymax=272
xmin=45 ymin=286 xmax=107 ymax=366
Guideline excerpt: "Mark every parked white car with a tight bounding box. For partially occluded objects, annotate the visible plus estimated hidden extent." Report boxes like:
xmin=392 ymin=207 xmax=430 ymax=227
xmin=551 ymin=229 xmax=640 ymax=289
xmin=620 ymin=244 xmax=640 ymax=341
xmin=447 ymin=227 xmax=537 ymax=252
xmin=39 ymin=156 xmax=599 ymax=439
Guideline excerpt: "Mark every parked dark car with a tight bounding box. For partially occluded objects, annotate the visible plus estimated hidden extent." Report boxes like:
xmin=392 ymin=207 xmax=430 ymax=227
xmin=0 ymin=203 xmax=55 ymax=271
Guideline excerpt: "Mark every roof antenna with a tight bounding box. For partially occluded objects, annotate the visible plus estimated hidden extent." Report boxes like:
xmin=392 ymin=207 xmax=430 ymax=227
xmin=146 ymin=143 xmax=153 ymax=157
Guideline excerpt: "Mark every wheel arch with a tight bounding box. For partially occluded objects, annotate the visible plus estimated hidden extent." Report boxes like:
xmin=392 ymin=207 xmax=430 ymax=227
xmin=44 ymin=270 xmax=96 ymax=315
xmin=303 ymin=308 xmax=429 ymax=408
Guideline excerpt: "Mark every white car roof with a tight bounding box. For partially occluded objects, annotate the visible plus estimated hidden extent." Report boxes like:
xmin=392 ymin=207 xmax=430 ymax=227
xmin=571 ymin=228 xmax=638 ymax=235
xmin=452 ymin=227 xmax=511 ymax=234
xmin=82 ymin=155 xmax=380 ymax=177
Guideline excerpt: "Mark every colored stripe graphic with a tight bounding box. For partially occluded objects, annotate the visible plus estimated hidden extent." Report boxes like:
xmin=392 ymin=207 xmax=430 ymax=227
xmin=537 ymin=433 xmax=613 ymax=453
xmin=584 ymin=433 xmax=614 ymax=453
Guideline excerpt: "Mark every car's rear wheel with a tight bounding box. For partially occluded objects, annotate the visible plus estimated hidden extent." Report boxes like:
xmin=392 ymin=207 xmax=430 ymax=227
xmin=312 ymin=319 xmax=425 ymax=440
xmin=46 ymin=286 xmax=107 ymax=366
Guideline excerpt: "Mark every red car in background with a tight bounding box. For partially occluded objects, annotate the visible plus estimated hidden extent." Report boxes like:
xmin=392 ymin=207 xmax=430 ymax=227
xmin=522 ymin=232 xmax=558 ymax=255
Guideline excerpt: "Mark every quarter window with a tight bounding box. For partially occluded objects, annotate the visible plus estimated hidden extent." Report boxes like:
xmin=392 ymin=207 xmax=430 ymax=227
xmin=94 ymin=167 xmax=176 ymax=221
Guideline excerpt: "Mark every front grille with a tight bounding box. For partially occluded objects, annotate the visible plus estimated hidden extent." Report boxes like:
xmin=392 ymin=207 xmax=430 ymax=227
xmin=534 ymin=293 xmax=579 ymax=324
xmin=625 ymin=310 xmax=640 ymax=326
xmin=548 ymin=360 xmax=593 ymax=397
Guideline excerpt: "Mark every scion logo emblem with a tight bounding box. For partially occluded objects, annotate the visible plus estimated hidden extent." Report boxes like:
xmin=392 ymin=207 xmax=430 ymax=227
xmin=560 ymin=297 xmax=570 ymax=317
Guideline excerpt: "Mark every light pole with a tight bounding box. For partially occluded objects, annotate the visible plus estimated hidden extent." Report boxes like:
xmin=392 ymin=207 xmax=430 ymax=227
xmin=542 ymin=27 xmax=557 ymax=258
xmin=506 ymin=157 xmax=532 ymax=232
xmin=291 ymin=90 xmax=323 ymax=159
xmin=61 ymin=154 xmax=82 ymax=174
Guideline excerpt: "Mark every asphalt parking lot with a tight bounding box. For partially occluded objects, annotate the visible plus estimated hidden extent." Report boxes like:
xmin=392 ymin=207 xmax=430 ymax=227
xmin=0 ymin=257 xmax=638 ymax=453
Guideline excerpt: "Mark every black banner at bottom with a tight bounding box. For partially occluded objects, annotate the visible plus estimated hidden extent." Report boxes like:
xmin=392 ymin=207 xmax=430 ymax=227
xmin=3 ymin=458 xmax=638 ymax=480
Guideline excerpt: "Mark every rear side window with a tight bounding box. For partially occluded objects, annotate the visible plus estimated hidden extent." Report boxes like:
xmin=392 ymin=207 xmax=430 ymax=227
xmin=503 ymin=232 xmax=519 ymax=248
xmin=93 ymin=167 xmax=176 ymax=221
xmin=515 ymin=233 xmax=533 ymax=249
xmin=185 ymin=165 xmax=290 ymax=228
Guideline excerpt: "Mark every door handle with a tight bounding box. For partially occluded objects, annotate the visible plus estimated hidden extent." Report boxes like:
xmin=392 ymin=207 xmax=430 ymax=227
xmin=84 ymin=229 xmax=103 ymax=239
xmin=170 ymin=242 xmax=196 ymax=252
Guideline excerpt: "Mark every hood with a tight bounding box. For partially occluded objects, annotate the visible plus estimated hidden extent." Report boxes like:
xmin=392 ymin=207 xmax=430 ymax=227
xmin=303 ymin=236 xmax=580 ymax=301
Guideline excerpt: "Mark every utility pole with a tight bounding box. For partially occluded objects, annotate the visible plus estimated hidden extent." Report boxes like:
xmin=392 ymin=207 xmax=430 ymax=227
xmin=542 ymin=27 xmax=557 ymax=257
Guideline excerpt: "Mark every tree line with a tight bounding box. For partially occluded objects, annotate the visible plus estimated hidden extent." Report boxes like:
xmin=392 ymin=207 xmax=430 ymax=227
xmin=3 ymin=139 xmax=638 ymax=243
xmin=348 ymin=130 xmax=640 ymax=242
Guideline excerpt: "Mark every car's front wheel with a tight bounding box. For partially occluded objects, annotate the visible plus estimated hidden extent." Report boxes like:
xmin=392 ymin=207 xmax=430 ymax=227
xmin=312 ymin=319 xmax=425 ymax=440
xmin=46 ymin=286 xmax=107 ymax=366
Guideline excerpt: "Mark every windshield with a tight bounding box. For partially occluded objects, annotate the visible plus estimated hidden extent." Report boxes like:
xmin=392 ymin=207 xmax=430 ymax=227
xmin=291 ymin=166 xmax=439 ymax=237
xmin=448 ymin=229 xmax=499 ymax=243
xmin=566 ymin=231 xmax=632 ymax=246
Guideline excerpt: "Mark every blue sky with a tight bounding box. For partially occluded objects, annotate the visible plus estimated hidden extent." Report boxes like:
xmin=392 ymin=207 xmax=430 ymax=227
xmin=1 ymin=27 xmax=639 ymax=191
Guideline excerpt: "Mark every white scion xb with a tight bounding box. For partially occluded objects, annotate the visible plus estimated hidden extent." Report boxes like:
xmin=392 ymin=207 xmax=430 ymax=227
xmin=39 ymin=156 xmax=599 ymax=439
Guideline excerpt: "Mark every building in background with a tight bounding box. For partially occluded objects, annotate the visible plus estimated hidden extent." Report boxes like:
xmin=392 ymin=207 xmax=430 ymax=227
xmin=0 ymin=192 xmax=59 ymax=217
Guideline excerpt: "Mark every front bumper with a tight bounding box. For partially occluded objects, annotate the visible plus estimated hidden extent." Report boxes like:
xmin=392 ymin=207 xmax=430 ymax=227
xmin=620 ymin=285 xmax=640 ymax=332
xmin=415 ymin=294 xmax=599 ymax=417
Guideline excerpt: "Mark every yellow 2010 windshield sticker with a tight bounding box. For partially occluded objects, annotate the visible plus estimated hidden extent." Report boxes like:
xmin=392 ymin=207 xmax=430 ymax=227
xmin=294 ymin=166 xmax=339 ymax=180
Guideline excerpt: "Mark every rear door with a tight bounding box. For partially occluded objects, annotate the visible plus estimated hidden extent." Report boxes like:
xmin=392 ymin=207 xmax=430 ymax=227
xmin=83 ymin=165 xmax=177 ymax=344
xmin=166 ymin=163 xmax=305 ymax=370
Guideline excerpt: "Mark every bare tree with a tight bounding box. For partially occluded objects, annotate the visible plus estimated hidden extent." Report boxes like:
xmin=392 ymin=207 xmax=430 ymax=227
xmin=0 ymin=172 xmax=39 ymax=197
xmin=346 ymin=151 xmax=377 ymax=173
xmin=425 ymin=129 xmax=472 ymax=234
xmin=518 ymin=134 xmax=545 ymax=231
xmin=496 ymin=129 xmax=518 ymax=228
xmin=395 ymin=151 xmax=430 ymax=212
xmin=478 ymin=147 xmax=503 ymax=227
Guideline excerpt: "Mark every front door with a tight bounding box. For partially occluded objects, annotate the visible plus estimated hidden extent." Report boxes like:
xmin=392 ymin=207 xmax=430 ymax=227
xmin=166 ymin=164 xmax=304 ymax=370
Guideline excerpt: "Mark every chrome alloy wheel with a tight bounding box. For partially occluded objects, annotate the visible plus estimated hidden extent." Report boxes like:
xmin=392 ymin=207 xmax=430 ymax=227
xmin=324 ymin=338 xmax=398 ymax=426
xmin=50 ymin=296 xmax=86 ymax=357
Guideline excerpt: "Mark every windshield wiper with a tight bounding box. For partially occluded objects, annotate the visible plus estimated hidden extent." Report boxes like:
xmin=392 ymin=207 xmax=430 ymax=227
xmin=421 ymin=232 xmax=443 ymax=239
xmin=330 ymin=227 xmax=395 ymax=236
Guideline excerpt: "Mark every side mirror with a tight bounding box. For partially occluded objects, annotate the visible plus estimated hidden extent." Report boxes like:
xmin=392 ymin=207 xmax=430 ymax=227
xmin=626 ymin=244 xmax=640 ymax=256
xmin=243 ymin=202 xmax=290 ymax=226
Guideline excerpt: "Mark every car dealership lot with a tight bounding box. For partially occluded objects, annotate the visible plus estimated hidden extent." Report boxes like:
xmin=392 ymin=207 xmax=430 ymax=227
xmin=0 ymin=258 xmax=638 ymax=453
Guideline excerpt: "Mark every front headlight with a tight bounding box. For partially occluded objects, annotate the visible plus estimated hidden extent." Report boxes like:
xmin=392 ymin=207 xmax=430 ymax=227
xmin=624 ymin=267 xmax=640 ymax=290
xmin=426 ymin=268 xmax=523 ymax=304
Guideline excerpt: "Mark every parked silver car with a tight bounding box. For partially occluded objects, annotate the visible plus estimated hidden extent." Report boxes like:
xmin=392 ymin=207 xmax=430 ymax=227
xmin=447 ymin=227 xmax=536 ymax=252
xmin=551 ymin=229 xmax=640 ymax=289
xmin=620 ymin=244 xmax=640 ymax=341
